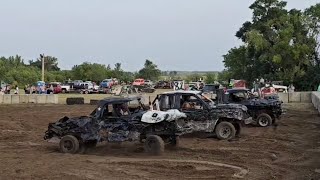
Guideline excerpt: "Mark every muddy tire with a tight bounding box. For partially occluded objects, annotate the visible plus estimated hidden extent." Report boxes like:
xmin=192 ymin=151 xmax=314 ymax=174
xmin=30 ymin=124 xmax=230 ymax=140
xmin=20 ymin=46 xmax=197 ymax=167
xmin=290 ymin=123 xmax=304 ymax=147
xmin=66 ymin=97 xmax=84 ymax=105
xmin=144 ymin=135 xmax=164 ymax=155
xmin=215 ymin=121 xmax=236 ymax=140
xmin=257 ymin=113 xmax=272 ymax=127
xmin=59 ymin=135 xmax=80 ymax=154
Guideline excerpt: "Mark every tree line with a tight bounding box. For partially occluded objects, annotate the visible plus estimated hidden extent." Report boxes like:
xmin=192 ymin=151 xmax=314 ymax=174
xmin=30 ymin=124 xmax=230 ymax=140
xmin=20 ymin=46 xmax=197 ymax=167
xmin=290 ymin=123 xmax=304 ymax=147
xmin=222 ymin=0 xmax=320 ymax=91
xmin=0 ymin=55 xmax=219 ymax=87
xmin=0 ymin=56 xmax=163 ymax=87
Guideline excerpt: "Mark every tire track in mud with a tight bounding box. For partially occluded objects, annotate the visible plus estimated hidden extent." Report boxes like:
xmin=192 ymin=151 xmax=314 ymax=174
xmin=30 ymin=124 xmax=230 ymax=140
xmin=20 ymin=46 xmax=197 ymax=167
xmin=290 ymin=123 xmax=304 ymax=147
xmin=86 ymin=157 xmax=249 ymax=179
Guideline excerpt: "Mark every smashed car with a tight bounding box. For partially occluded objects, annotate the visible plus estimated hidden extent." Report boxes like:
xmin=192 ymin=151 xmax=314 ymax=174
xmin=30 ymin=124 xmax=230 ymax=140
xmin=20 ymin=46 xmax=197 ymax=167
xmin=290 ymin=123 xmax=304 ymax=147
xmin=152 ymin=91 xmax=250 ymax=140
xmin=44 ymin=97 xmax=185 ymax=155
xmin=226 ymin=89 xmax=283 ymax=127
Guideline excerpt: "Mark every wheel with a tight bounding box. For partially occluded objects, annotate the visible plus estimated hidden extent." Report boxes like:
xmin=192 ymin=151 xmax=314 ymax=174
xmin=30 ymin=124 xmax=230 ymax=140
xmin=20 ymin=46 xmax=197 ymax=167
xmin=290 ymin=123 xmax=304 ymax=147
xmin=144 ymin=135 xmax=164 ymax=155
xmin=215 ymin=121 xmax=236 ymax=140
xmin=85 ymin=91 xmax=89 ymax=94
xmin=80 ymin=91 xmax=84 ymax=94
xmin=257 ymin=113 xmax=272 ymax=127
xmin=59 ymin=135 xmax=80 ymax=154
xmin=62 ymin=89 xmax=66 ymax=93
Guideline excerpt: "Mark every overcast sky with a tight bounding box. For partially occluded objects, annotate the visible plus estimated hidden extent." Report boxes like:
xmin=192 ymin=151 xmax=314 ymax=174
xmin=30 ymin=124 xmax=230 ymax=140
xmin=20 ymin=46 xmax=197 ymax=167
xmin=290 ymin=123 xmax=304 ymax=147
xmin=0 ymin=0 xmax=319 ymax=71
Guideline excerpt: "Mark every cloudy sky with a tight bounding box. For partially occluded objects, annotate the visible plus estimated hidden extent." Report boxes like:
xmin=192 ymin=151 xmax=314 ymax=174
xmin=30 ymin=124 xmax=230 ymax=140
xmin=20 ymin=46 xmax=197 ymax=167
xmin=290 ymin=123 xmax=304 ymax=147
xmin=0 ymin=0 xmax=319 ymax=71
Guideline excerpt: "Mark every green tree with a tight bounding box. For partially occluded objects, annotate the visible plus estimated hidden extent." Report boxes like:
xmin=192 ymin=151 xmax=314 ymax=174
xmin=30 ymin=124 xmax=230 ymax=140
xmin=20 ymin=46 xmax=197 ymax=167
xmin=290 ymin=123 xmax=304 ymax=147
xmin=112 ymin=63 xmax=123 ymax=79
xmin=223 ymin=0 xmax=319 ymax=89
xmin=186 ymin=74 xmax=203 ymax=83
xmin=29 ymin=56 xmax=60 ymax=71
xmin=205 ymin=73 xmax=217 ymax=84
xmin=137 ymin=59 xmax=161 ymax=81
xmin=71 ymin=62 xmax=110 ymax=82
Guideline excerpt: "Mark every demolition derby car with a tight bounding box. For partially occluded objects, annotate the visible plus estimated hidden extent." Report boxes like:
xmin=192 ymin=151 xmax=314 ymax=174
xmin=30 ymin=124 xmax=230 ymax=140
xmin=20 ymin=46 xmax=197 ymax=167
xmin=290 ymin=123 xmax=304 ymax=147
xmin=226 ymin=89 xmax=283 ymax=127
xmin=152 ymin=91 xmax=250 ymax=140
xmin=44 ymin=97 xmax=188 ymax=155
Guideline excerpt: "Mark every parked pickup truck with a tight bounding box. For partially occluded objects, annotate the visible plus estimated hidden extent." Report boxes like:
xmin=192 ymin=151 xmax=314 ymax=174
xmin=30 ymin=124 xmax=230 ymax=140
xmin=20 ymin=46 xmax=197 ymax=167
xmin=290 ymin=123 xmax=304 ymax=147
xmin=61 ymin=84 xmax=71 ymax=93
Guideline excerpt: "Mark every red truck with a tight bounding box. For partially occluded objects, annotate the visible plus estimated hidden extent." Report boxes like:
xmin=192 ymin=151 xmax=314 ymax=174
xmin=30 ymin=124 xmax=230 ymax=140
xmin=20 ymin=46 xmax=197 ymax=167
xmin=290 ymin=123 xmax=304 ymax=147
xmin=47 ymin=82 xmax=62 ymax=94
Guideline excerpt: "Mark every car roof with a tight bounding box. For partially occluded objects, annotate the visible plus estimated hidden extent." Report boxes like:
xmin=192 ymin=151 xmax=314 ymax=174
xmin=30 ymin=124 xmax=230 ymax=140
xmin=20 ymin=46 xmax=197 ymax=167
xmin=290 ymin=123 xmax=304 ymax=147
xmin=160 ymin=90 xmax=201 ymax=95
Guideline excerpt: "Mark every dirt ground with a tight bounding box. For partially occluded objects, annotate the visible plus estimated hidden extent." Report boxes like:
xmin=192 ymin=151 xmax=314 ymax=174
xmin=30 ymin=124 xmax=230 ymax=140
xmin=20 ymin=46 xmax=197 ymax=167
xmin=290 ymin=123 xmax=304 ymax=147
xmin=0 ymin=103 xmax=319 ymax=180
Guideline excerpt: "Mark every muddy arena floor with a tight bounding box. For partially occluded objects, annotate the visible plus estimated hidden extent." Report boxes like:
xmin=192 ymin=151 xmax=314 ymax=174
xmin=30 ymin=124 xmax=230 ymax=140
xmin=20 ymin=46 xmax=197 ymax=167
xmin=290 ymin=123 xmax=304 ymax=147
xmin=0 ymin=103 xmax=320 ymax=180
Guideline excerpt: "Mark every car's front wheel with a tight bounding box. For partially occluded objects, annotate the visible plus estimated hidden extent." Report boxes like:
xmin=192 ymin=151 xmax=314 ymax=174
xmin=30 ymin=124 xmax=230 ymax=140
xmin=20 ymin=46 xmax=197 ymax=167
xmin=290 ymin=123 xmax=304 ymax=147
xmin=215 ymin=121 xmax=236 ymax=140
xmin=257 ymin=113 xmax=272 ymax=127
xmin=144 ymin=135 xmax=164 ymax=155
xmin=59 ymin=135 xmax=80 ymax=154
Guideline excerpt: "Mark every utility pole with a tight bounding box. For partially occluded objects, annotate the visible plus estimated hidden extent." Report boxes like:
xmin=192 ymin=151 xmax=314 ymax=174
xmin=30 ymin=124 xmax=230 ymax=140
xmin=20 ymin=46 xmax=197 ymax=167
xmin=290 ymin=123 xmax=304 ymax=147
xmin=40 ymin=54 xmax=45 ymax=82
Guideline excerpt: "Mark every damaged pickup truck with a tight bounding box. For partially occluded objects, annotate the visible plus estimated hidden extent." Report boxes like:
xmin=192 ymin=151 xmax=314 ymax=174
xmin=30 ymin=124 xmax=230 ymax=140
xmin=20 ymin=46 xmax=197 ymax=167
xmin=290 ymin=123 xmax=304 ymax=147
xmin=44 ymin=97 xmax=186 ymax=155
xmin=226 ymin=89 xmax=284 ymax=127
xmin=152 ymin=91 xmax=250 ymax=140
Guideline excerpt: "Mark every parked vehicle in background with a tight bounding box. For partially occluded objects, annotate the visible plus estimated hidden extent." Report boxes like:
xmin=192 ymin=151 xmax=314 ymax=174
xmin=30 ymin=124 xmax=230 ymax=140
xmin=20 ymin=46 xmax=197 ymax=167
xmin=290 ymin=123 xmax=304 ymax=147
xmin=36 ymin=81 xmax=46 ymax=94
xmin=100 ymin=79 xmax=113 ymax=88
xmin=133 ymin=79 xmax=145 ymax=86
xmin=202 ymin=84 xmax=220 ymax=100
xmin=61 ymin=84 xmax=71 ymax=93
xmin=79 ymin=82 xmax=96 ymax=90
xmin=73 ymin=80 xmax=83 ymax=85
xmin=46 ymin=82 xmax=62 ymax=94
xmin=154 ymin=81 xmax=172 ymax=89
xmin=144 ymin=80 xmax=153 ymax=86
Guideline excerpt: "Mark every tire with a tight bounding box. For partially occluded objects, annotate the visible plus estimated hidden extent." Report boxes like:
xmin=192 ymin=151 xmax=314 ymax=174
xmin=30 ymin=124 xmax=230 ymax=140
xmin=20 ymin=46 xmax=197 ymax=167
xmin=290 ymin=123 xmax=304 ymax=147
xmin=144 ymin=135 xmax=164 ymax=155
xmin=257 ymin=113 xmax=272 ymax=127
xmin=85 ymin=91 xmax=89 ymax=94
xmin=215 ymin=121 xmax=236 ymax=140
xmin=59 ymin=135 xmax=80 ymax=154
xmin=62 ymin=89 xmax=66 ymax=93
xmin=66 ymin=98 xmax=84 ymax=105
xmin=80 ymin=91 xmax=84 ymax=94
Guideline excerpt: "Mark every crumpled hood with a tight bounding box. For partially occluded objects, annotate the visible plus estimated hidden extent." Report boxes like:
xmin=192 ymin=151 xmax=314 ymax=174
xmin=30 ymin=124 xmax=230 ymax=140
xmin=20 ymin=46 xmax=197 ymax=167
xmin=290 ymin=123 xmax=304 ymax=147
xmin=44 ymin=116 xmax=99 ymax=141
xmin=249 ymin=98 xmax=282 ymax=106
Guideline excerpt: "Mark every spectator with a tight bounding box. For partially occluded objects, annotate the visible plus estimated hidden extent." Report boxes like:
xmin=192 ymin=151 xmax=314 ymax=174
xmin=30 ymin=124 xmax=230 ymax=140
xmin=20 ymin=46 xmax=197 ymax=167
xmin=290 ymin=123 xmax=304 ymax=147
xmin=14 ymin=86 xmax=19 ymax=94
xmin=288 ymin=84 xmax=295 ymax=93
xmin=317 ymin=84 xmax=320 ymax=92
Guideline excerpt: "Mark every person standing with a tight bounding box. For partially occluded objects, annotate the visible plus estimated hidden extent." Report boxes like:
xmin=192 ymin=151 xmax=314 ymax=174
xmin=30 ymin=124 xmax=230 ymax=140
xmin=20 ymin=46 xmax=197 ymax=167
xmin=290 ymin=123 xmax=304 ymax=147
xmin=15 ymin=86 xmax=19 ymax=94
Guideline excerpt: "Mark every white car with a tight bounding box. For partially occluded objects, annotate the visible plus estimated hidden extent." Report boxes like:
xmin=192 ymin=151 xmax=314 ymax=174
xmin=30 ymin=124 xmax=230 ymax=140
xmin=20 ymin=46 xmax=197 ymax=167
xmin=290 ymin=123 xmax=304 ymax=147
xmin=80 ymin=82 xmax=98 ymax=90
xmin=145 ymin=80 xmax=153 ymax=86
